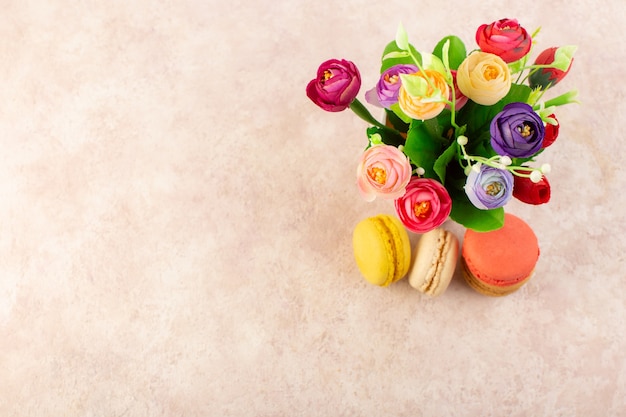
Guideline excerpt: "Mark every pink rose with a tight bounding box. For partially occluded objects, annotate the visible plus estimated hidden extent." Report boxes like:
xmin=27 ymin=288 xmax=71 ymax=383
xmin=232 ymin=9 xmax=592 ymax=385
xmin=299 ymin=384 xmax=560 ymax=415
xmin=394 ymin=177 xmax=452 ymax=233
xmin=476 ymin=18 xmax=531 ymax=63
xmin=356 ymin=145 xmax=412 ymax=202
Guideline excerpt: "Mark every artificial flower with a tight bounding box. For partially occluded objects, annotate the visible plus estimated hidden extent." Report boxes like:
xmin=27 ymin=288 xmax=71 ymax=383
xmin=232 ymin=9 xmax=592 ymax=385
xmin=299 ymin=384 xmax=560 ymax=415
xmin=394 ymin=177 xmax=452 ymax=233
xmin=475 ymin=18 xmax=531 ymax=63
xmin=490 ymin=102 xmax=545 ymax=158
xmin=542 ymin=114 xmax=559 ymax=148
xmin=365 ymin=64 xmax=419 ymax=108
xmin=357 ymin=144 xmax=412 ymax=202
xmin=306 ymin=59 xmax=361 ymax=112
xmin=464 ymin=165 xmax=514 ymax=210
xmin=397 ymin=70 xmax=449 ymax=120
xmin=307 ymin=20 xmax=577 ymax=233
xmin=529 ymin=47 xmax=574 ymax=89
xmin=513 ymin=171 xmax=551 ymax=205
xmin=456 ymin=51 xmax=511 ymax=106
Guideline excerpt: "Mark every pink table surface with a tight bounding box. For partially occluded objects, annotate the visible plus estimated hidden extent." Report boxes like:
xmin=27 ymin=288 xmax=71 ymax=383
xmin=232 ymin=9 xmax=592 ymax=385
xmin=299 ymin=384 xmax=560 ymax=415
xmin=1 ymin=0 xmax=624 ymax=415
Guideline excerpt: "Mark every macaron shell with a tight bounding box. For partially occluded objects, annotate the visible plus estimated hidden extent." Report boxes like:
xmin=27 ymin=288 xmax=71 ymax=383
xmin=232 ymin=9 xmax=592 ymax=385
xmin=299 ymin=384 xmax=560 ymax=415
xmin=352 ymin=215 xmax=410 ymax=286
xmin=408 ymin=228 xmax=459 ymax=296
xmin=387 ymin=215 xmax=411 ymax=282
xmin=462 ymin=213 xmax=539 ymax=293
xmin=461 ymin=258 xmax=533 ymax=297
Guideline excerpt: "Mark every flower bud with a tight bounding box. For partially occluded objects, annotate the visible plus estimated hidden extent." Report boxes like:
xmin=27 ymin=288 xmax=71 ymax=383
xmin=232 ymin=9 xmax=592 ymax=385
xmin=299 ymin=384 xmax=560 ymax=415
xmin=542 ymin=114 xmax=559 ymax=148
xmin=529 ymin=47 xmax=574 ymax=89
xmin=513 ymin=172 xmax=551 ymax=205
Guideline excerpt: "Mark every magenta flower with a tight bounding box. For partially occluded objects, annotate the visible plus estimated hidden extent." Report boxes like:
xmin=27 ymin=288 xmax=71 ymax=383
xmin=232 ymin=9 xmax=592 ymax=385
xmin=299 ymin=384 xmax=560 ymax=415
xmin=306 ymin=59 xmax=361 ymax=112
xmin=364 ymin=64 xmax=418 ymax=108
xmin=394 ymin=177 xmax=452 ymax=233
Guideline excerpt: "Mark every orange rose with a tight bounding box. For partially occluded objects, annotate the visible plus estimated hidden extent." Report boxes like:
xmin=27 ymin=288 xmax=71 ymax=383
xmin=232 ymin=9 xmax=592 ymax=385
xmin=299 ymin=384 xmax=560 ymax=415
xmin=456 ymin=52 xmax=511 ymax=106
xmin=397 ymin=70 xmax=449 ymax=120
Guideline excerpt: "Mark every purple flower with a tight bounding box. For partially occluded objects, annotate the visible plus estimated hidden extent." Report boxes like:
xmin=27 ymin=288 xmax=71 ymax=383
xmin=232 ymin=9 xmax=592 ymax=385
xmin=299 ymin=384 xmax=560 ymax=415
xmin=490 ymin=102 xmax=545 ymax=158
xmin=306 ymin=59 xmax=361 ymax=112
xmin=464 ymin=165 xmax=514 ymax=210
xmin=365 ymin=64 xmax=419 ymax=108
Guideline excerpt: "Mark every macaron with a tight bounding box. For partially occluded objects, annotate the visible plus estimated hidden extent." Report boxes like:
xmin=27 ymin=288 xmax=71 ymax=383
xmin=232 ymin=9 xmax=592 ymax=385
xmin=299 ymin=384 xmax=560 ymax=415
xmin=408 ymin=228 xmax=459 ymax=296
xmin=461 ymin=213 xmax=539 ymax=297
xmin=352 ymin=214 xmax=411 ymax=286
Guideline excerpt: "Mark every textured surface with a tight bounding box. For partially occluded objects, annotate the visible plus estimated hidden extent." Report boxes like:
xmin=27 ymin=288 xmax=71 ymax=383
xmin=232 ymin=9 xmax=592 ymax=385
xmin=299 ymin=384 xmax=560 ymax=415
xmin=1 ymin=0 xmax=625 ymax=416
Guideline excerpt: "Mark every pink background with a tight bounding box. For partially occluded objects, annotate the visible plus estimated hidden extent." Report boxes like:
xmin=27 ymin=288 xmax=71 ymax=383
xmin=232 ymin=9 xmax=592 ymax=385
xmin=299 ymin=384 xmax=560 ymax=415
xmin=1 ymin=0 xmax=624 ymax=415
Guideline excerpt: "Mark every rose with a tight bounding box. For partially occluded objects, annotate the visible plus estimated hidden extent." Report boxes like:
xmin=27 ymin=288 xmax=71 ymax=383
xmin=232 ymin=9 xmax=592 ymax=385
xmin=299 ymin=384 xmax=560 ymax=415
xmin=394 ymin=177 xmax=452 ymax=233
xmin=306 ymin=59 xmax=361 ymax=112
xmin=397 ymin=70 xmax=449 ymax=120
xmin=464 ymin=165 xmax=513 ymax=210
xmin=529 ymin=47 xmax=574 ymax=89
xmin=476 ymin=18 xmax=532 ymax=63
xmin=356 ymin=145 xmax=412 ymax=202
xmin=364 ymin=64 xmax=419 ymax=108
xmin=513 ymin=171 xmax=551 ymax=205
xmin=490 ymin=102 xmax=545 ymax=158
xmin=456 ymin=52 xmax=511 ymax=106
xmin=542 ymin=114 xmax=559 ymax=148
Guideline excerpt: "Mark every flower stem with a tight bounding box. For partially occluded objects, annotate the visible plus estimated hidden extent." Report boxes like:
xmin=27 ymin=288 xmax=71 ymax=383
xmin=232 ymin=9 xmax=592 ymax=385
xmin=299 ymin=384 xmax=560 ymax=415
xmin=349 ymin=99 xmax=385 ymax=128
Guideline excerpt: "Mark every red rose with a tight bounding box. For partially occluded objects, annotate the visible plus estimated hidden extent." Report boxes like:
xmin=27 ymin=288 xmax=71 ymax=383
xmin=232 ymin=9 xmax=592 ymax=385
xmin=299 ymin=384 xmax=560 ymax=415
xmin=513 ymin=172 xmax=551 ymax=205
xmin=476 ymin=18 xmax=531 ymax=63
xmin=306 ymin=59 xmax=361 ymax=112
xmin=394 ymin=177 xmax=452 ymax=233
xmin=542 ymin=114 xmax=559 ymax=148
xmin=529 ymin=47 xmax=573 ymax=89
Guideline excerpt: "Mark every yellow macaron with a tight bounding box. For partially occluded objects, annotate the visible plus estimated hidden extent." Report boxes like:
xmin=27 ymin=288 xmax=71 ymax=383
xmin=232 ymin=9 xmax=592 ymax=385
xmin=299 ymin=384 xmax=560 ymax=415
xmin=352 ymin=214 xmax=411 ymax=286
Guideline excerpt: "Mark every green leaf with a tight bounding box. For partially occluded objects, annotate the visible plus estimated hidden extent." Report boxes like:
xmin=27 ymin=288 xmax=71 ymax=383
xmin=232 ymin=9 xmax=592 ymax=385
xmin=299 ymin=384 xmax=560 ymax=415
xmin=433 ymin=141 xmax=458 ymax=184
xmin=402 ymin=121 xmax=442 ymax=178
xmin=382 ymin=50 xmax=410 ymax=60
xmin=449 ymin=190 xmax=505 ymax=232
xmin=395 ymin=22 xmax=409 ymax=51
xmin=420 ymin=53 xmax=446 ymax=73
xmin=380 ymin=41 xmax=422 ymax=72
xmin=433 ymin=35 xmax=467 ymax=70
xmin=366 ymin=126 xmax=405 ymax=148
xmin=389 ymin=103 xmax=411 ymax=124
xmin=399 ymin=73 xmax=428 ymax=97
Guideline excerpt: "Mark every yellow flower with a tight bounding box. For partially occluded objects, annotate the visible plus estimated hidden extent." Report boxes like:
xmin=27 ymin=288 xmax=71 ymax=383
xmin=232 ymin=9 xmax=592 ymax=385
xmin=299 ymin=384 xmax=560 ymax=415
xmin=456 ymin=52 xmax=511 ymax=106
xmin=397 ymin=70 xmax=449 ymax=120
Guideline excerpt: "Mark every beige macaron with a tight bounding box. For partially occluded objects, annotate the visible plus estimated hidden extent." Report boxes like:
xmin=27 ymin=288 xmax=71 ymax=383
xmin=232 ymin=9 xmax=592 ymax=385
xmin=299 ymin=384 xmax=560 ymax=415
xmin=408 ymin=228 xmax=459 ymax=296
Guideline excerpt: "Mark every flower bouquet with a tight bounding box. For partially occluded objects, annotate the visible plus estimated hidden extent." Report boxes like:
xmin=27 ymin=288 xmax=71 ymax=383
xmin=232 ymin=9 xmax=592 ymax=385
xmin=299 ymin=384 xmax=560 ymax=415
xmin=306 ymin=18 xmax=577 ymax=233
